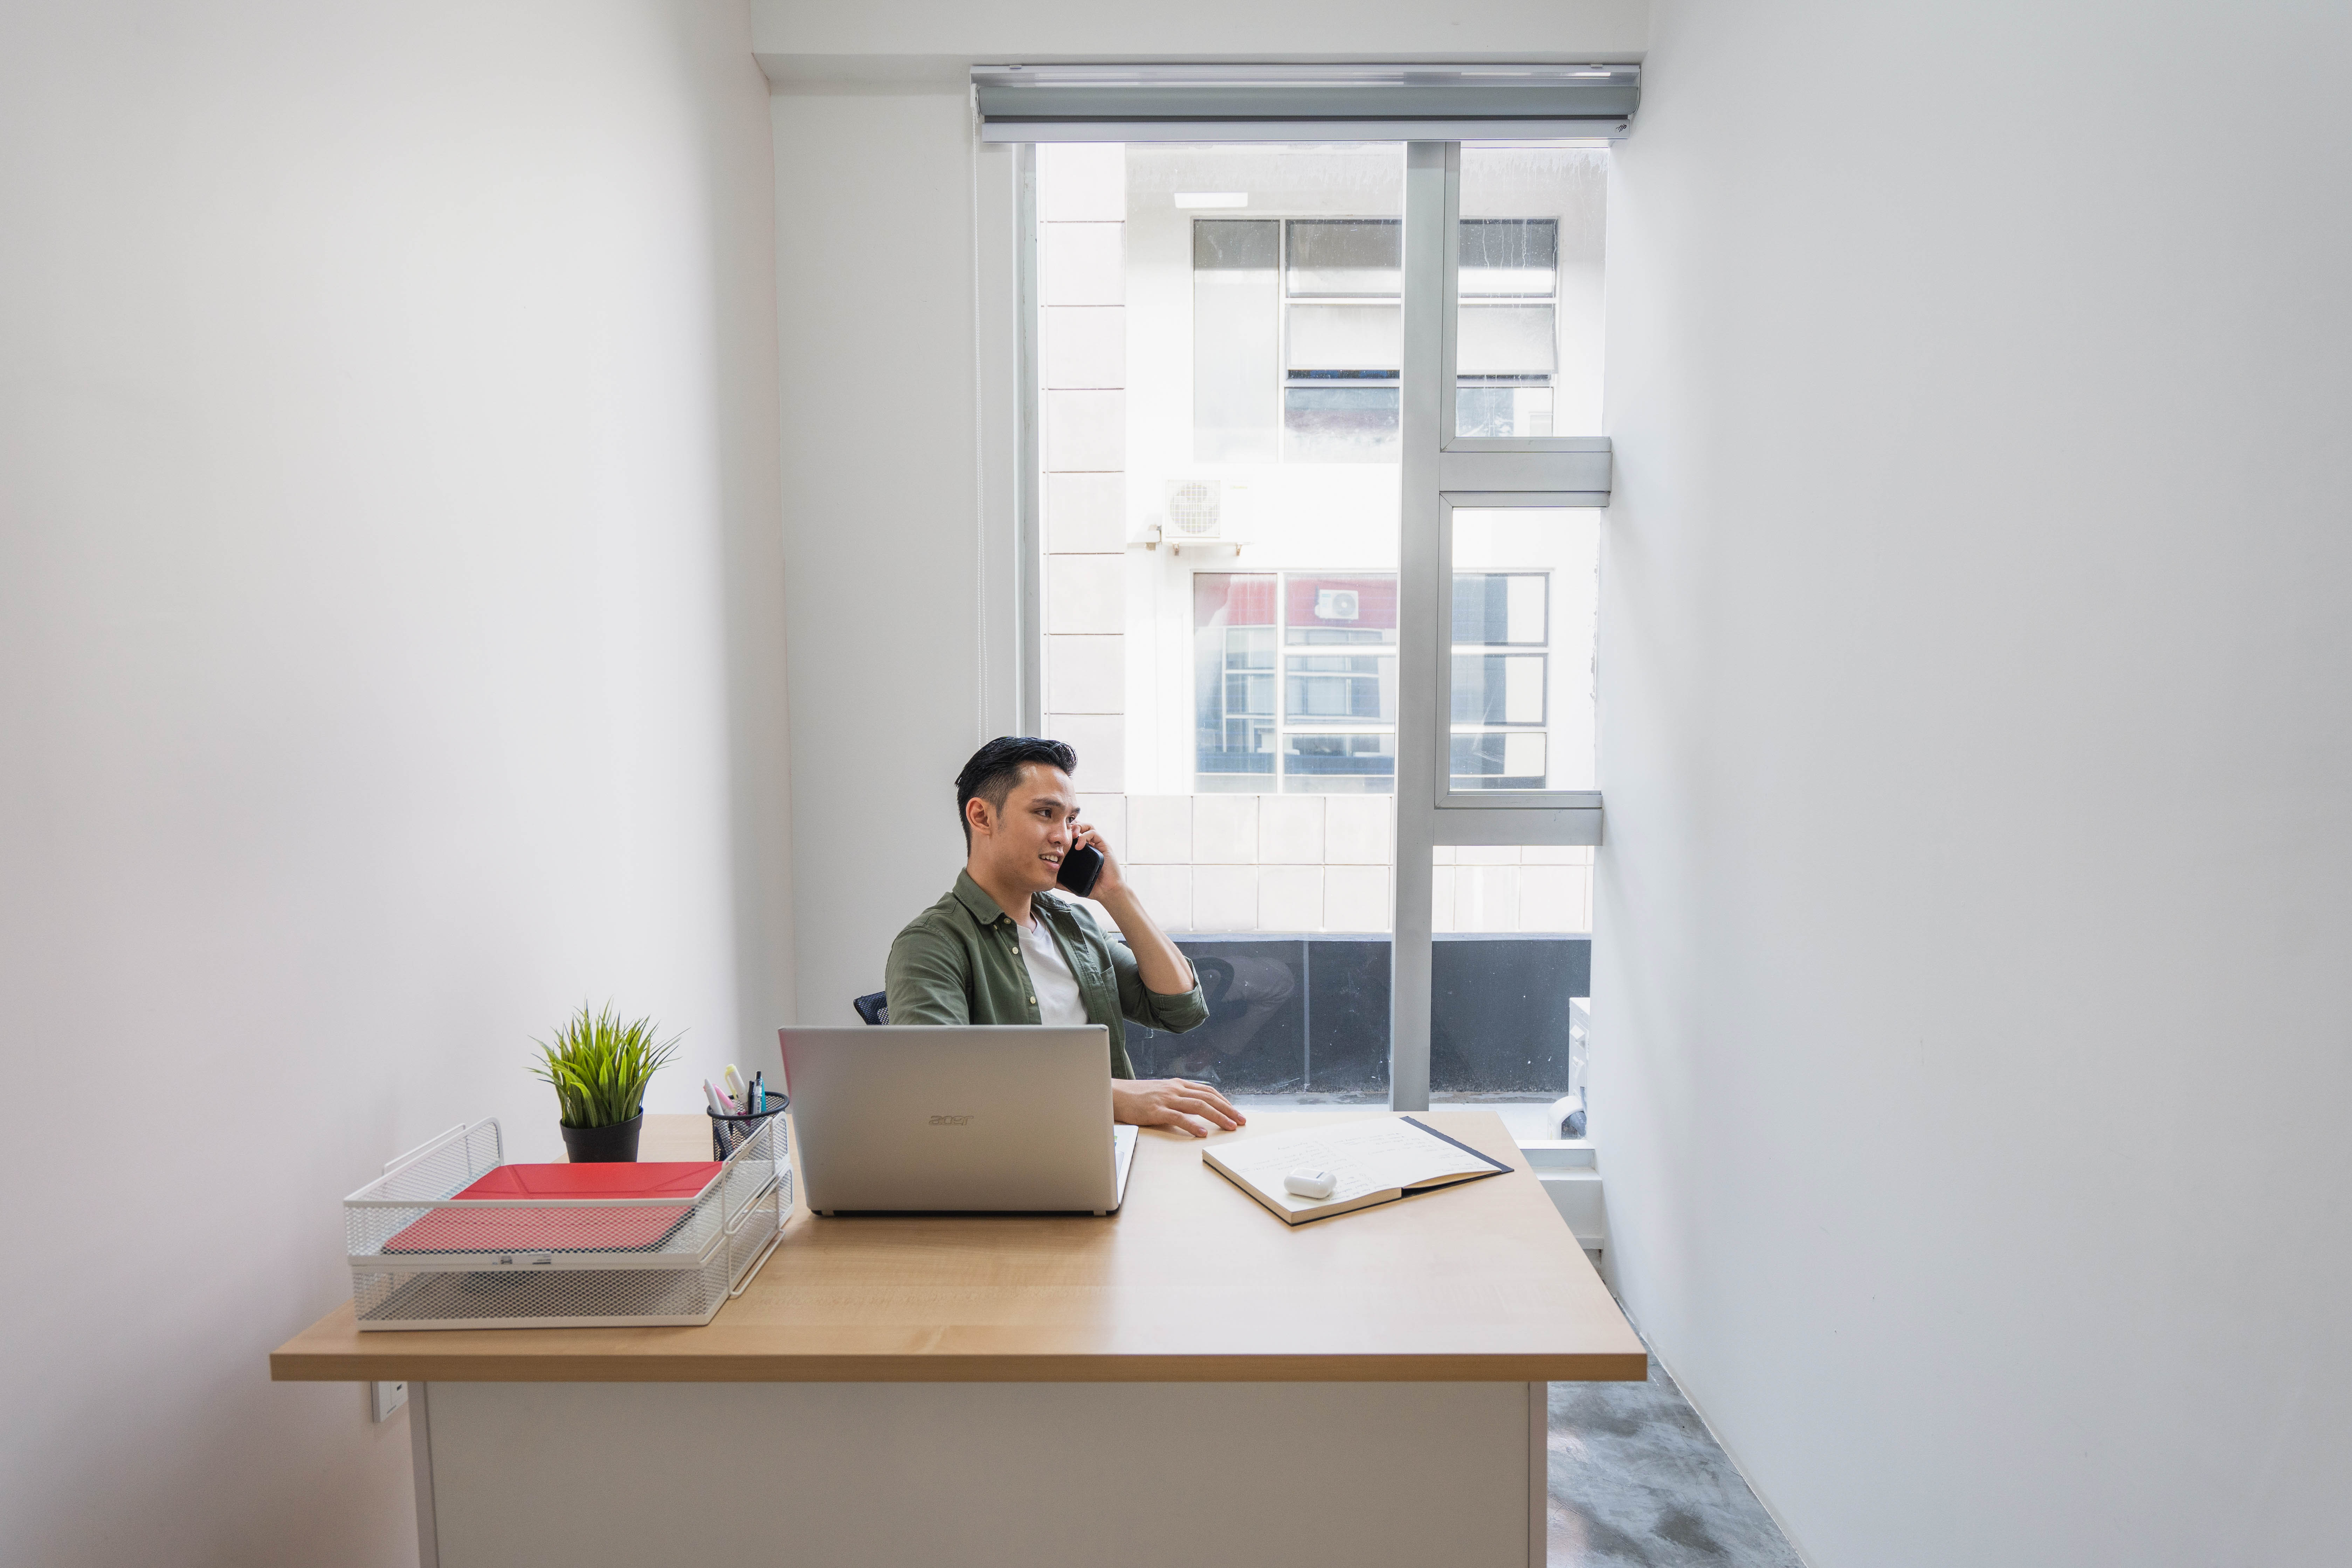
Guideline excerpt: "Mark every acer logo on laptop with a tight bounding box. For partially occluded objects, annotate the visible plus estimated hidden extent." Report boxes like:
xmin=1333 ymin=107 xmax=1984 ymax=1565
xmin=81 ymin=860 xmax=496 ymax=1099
xmin=929 ymin=1114 xmax=974 ymax=1126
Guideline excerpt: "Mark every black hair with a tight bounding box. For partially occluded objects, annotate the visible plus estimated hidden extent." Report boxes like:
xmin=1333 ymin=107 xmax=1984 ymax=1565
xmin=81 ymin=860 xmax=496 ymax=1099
xmin=954 ymin=736 xmax=1077 ymax=848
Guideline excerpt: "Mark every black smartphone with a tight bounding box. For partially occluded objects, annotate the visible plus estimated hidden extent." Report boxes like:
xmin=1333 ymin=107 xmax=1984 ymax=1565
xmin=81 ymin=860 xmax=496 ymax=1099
xmin=1056 ymin=841 xmax=1105 ymax=898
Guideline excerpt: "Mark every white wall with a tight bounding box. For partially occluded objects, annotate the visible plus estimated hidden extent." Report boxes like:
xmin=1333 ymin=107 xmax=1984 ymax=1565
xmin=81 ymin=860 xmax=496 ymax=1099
xmin=752 ymin=0 xmax=1650 ymax=84
xmin=1596 ymin=2 xmax=2352 ymax=1563
xmin=0 ymin=4 xmax=785 ymax=1564
xmin=769 ymin=88 xmax=999 ymax=1015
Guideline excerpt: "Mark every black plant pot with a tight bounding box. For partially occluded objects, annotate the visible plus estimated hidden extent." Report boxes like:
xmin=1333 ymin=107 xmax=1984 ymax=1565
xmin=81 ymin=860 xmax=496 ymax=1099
xmin=560 ymin=1114 xmax=643 ymax=1163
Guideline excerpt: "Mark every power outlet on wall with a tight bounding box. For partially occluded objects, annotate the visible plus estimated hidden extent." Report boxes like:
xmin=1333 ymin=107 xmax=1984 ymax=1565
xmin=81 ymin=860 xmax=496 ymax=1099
xmin=370 ymin=1380 xmax=407 ymax=1422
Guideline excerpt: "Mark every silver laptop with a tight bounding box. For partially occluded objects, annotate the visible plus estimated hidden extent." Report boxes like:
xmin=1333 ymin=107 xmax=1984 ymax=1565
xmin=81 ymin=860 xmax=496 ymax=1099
xmin=777 ymin=1025 xmax=1140 ymax=1216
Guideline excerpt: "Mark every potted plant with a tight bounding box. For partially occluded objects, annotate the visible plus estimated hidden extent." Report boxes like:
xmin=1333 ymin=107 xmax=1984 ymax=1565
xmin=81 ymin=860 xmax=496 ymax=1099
xmin=530 ymin=1002 xmax=682 ymax=1162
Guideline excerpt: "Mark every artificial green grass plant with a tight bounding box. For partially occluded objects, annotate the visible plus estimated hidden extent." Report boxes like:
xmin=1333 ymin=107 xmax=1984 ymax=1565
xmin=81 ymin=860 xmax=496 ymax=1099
xmin=530 ymin=1003 xmax=682 ymax=1129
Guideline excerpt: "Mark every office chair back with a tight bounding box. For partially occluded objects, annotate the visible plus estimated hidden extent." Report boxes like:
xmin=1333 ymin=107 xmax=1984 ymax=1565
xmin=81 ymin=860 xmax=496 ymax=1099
xmin=1194 ymin=956 xmax=1245 ymax=1027
xmin=852 ymin=991 xmax=890 ymax=1026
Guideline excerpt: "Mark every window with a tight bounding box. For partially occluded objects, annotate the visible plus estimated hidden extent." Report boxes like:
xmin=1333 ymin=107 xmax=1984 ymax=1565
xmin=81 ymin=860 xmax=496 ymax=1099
xmin=1195 ymin=572 xmax=1399 ymax=792
xmin=1190 ymin=170 xmax=1604 ymax=462
xmin=1192 ymin=216 xmax=1404 ymax=463
xmin=1457 ymin=219 xmax=1559 ymax=437
xmin=1032 ymin=140 xmax=1606 ymax=1113
xmin=1453 ymin=146 xmax=1606 ymax=441
xmin=1191 ymin=221 xmax=1278 ymax=462
xmin=1446 ymin=505 xmax=1599 ymax=793
xmin=1282 ymin=219 xmax=1402 ymax=461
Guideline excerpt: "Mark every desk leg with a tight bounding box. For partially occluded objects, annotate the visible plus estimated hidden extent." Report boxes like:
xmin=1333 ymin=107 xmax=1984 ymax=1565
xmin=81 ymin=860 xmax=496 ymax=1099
xmin=1529 ymin=1380 xmax=1547 ymax=1568
xmin=409 ymin=1381 xmax=440 ymax=1568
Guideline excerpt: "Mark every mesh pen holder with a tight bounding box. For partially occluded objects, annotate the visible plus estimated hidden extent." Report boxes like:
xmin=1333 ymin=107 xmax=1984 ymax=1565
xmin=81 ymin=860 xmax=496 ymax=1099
xmin=710 ymin=1094 xmax=787 ymax=1158
xmin=710 ymin=1097 xmax=791 ymax=1220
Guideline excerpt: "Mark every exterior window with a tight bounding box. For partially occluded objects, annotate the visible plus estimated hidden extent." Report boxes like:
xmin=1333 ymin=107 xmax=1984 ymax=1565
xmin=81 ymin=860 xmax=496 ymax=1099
xmin=1192 ymin=201 xmax=1589 ymax=458
xmin=1196 ymin=572 xmax=1398 ymax=792
xmin=1192 ymin=221 xmax=1280 ymax=462
xmin=1455 ymin=219 xmax=1560 ymax=437
xmin=1282 ymin=219 xmax=1402 ymax=461
xmin=1453 ymin=146 xmax=1606 ymax=440
xmin=1448 ymin=509 xmax=1597 ymax=793
xmin=1449 ymin=569 xmax=1548 ymax=787
xmin=1193 ymin=574 xmax=1277 ymax=781
xmin=1189 ymin=216 xmax=1405 ymax=464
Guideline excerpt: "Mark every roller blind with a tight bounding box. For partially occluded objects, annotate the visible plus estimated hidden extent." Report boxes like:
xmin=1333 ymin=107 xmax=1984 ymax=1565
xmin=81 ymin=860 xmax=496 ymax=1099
xmin=973 ymin=64 xmax=1640 ymax=143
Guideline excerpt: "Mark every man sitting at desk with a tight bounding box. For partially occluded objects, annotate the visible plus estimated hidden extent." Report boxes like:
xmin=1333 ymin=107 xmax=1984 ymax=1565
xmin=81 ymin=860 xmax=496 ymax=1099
xmin=887 ymin=736 xmax=1246 ymax=1139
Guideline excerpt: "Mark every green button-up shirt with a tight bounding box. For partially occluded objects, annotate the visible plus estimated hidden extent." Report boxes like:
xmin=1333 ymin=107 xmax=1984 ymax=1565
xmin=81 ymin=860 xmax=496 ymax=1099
xmin=884 ymin=870 xmax=1209 ymax=1079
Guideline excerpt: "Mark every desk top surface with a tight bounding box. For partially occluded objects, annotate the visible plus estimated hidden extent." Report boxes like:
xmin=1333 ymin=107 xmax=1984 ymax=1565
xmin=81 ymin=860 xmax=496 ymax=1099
xmin=272 ymin=1109 xmax=1644 ymax=1384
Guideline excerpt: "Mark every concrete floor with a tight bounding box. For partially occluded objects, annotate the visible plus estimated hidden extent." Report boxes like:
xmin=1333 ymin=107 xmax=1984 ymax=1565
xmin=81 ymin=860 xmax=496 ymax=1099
xmin=1549 ymin=1357 xmax=1804 ymax=1567
xmin=1230 ymin=1097 xmax=1798 ymax=1563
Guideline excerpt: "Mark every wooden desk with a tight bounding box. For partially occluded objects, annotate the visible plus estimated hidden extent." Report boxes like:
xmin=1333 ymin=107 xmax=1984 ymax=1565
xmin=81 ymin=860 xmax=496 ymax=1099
xmin=275 ymin=1111 xmax=1642 ymax=1568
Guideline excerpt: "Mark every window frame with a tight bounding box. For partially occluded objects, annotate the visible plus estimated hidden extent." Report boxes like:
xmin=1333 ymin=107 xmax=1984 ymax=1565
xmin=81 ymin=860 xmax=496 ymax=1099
xmin=1391 ymin=141 xmax=1608 ymax=1109
xmin=1403 ymin=145 xmax=1606 ymax=836
xmin=1011 ymin=138 xmax=1613 ymax=1112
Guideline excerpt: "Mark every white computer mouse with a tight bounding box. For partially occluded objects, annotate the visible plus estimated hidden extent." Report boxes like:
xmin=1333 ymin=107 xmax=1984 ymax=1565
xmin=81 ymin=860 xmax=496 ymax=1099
xmin=1283 ymin=1168 xmax=1337 ymax=1199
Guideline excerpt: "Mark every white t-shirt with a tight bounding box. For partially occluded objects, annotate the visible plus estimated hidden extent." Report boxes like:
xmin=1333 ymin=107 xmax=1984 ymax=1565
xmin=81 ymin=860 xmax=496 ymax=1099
xmin=1017 ymin=906 xmax=1090 ymax=1026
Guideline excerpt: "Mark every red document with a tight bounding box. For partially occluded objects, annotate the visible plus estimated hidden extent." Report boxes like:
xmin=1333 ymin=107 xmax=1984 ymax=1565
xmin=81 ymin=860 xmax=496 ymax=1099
xmin=381 ymin=1161 xmax=724 ymax=1254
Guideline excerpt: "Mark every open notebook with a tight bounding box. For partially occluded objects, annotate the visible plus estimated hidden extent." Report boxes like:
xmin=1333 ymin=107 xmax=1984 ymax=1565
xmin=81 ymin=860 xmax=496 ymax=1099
xmin=380 ymin=1161 xmax=724 ymax=1255
xmin=1201 ymin=1115 xmax=1512 ymax=1225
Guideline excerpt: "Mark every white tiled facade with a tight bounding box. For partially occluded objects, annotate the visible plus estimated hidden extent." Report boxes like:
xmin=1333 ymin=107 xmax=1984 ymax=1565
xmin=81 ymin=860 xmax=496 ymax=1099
xmin=1039 ymin=144 xmax=1131 ymax=799
xmin=1091 ymin=794 xmax=1594 ymax=935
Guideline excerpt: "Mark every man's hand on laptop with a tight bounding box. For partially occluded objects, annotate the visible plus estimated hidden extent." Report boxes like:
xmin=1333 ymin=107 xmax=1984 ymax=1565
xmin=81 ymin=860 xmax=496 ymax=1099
xmin=1112 ymin=1078 xmax=1246 ymax=1138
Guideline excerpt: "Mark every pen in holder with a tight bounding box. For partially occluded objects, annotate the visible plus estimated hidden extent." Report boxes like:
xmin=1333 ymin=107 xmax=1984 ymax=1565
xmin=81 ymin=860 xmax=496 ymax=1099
xmin=708 ymin=1095 xmax=789 ymax=1161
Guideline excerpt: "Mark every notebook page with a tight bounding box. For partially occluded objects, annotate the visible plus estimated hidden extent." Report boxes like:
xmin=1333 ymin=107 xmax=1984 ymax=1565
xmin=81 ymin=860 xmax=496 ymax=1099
xmin=1208 ymin=1118 xmax=1499 ymax=1215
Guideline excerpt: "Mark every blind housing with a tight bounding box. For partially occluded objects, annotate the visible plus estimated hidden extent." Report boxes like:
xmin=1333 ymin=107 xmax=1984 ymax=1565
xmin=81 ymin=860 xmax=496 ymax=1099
xmin=974 ymin=64 xmax=1640 ymax=143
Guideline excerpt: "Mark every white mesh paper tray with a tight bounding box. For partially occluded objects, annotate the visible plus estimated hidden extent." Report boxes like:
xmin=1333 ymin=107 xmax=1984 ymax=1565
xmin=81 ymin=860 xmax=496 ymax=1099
xmin=344 ymin=1115 xmax=787 ymax=1329
xmin=351 ymin=1181 xmax=780 ymax=1329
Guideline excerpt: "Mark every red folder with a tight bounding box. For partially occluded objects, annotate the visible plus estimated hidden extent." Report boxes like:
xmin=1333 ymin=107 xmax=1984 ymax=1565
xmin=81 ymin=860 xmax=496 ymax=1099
xmin=381 ymin=1161 xmax=725 ymax=1255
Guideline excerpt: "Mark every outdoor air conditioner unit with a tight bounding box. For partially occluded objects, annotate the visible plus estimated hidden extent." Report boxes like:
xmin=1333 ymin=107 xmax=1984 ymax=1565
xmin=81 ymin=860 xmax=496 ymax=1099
xmin=1166 ymin=479 xmax=1221 ymax=539
xmin=1316 ymin=588 xmax=1360 ymax=621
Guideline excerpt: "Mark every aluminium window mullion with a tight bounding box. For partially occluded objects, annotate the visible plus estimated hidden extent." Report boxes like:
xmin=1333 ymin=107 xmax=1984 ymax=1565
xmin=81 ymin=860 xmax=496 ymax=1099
xmin=1388 ymin=142 xmax=1451 ymax=1113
